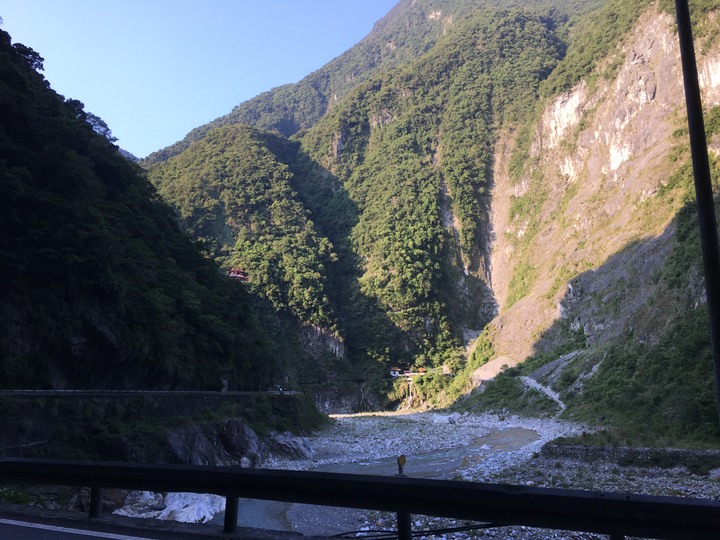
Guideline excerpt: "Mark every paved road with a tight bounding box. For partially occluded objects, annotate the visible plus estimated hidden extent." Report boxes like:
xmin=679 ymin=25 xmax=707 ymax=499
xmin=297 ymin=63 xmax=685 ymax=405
xmin=0 ymin=507 xmax=330 ymax=539
xmin=0 ymin=518 xmax=155 ymax=539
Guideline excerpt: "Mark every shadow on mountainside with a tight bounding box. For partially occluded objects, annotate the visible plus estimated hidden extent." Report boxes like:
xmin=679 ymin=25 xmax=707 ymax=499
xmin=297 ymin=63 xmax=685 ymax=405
xmin=263 ymin=138 xmax=426 ymax=410
xmin=519 ymin=200 xmax=720 ymax=442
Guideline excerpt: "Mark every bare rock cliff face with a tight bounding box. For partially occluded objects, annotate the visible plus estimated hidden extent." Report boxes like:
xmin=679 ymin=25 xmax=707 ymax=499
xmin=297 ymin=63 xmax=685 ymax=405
xmin=164 ymin=419 xmax=263 ymax=467
xmin=481 ymin=8 xmax=720 ymax=378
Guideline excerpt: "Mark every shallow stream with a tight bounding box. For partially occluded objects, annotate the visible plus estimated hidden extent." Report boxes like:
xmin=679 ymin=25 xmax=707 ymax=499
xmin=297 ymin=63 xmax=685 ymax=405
xmin=317 ymin=426 xmax=537 ymax=478
xmin=219 ymin=426 xmax=539 ymax=535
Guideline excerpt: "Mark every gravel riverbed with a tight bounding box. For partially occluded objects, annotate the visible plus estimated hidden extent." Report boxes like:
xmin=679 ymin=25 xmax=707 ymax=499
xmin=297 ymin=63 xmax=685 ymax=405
xmin=117 ymin=411 xmax=720 ymax=539
xmin=263 ymin=411 xmax=720 ymax=539
xmin=264 ymin=411 xmax=585 ymax=479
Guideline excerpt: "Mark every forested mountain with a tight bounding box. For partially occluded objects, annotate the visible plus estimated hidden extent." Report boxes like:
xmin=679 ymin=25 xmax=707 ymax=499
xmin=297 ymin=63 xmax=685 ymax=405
xmin=145 ymin=0 xmax=720 ymax=442
xmin=0 ymin=29 xmax=275 ymax=390
xmin=149 ymin=125 xmax=337 ymax=331
xmin=8 ymin=0 xmax=720 ymax=445
xmin=149 ymin=0 xmax=594 ymax=405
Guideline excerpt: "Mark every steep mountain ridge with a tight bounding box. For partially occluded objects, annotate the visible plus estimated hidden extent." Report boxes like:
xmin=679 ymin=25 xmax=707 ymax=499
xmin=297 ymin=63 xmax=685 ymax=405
xmin=144 ymin=0 xmax=720 ymax=440
xmin=465 ymin=1 xmax=720 ymax=442
xmin=0 ymin=29 xmax=275 ymax=391
xmin=148 ymin=5 xmax=586 ymax=400
xmin=486 ymin=8 xmax=691 ymax=366
xmin=144 ymin=0 xmax=602 ymax=165
xmin=149 ymin=124 xmax=339 ymax=332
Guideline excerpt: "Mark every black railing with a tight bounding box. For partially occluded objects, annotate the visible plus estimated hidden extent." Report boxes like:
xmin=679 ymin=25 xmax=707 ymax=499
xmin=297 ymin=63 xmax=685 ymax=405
xmin=1 ymin=458 xmax=719 ymax=539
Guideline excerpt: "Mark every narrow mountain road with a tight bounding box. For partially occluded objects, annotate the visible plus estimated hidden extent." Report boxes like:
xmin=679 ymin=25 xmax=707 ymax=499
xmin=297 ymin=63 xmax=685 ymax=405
xmin=519 ymin=376 xmax=566 ymax=411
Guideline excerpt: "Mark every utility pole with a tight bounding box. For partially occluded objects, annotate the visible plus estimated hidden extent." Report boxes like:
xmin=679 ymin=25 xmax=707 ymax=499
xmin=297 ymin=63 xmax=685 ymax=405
xmin=675 ymin=0 xmax=720 ymax=425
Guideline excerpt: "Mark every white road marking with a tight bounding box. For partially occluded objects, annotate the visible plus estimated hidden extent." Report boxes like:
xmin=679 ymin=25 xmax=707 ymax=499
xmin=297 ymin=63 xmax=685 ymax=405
xmin=0 ymin=518 xmax=155 ymax=539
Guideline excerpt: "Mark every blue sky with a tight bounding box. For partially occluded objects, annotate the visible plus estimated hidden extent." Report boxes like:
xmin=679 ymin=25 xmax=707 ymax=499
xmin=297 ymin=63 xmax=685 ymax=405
xmin=2 ymin=1 xmax=399 ymax=158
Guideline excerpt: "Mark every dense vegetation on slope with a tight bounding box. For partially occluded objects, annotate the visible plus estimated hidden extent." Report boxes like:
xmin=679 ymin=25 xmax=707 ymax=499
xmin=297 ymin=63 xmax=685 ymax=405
xmin=147 ymin=4 xmax=587 ymax=404
xmin=149 ymin=125 xmax=338 ymax=331
xmin=0 ymin=29 xmax=275 ymax=390
xmin=144 ymin=0 xmax=720 ymax=446
xmin=297 ymin=8 xmax=569 ymax=376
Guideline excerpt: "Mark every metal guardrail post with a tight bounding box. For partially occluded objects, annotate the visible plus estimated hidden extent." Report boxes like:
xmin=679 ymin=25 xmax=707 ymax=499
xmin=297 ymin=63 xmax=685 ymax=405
xmin=395 ymin=455 xmax=412 ymax=540
xmin=397 ymin=511 xmax=412 ymax=540
xmin=224 ymin=495 xmax=239 ymax=533
xmin=675 ymin=0 xmax=720 ymax=425
xmin=89 ymin=487 xmax=102 ymax=518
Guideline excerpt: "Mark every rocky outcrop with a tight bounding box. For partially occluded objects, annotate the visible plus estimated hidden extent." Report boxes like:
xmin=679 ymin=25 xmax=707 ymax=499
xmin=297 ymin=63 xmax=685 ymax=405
xmin=112 ymin=423 xmax=320 ymax=524
xmin=300 ymin=324 xmax=345 ymax=358
xmin=114 ymin=490 xmax=226 ymax=523
xmin=485 ymin=8 xmax=720 ymax=366
xmin=265 ymin=431 xmax=314 ymax=459
xmin=164 ymin=418 xmax=262 ymax=467
xmin=315 ymin=384 xmax=384 ymax=414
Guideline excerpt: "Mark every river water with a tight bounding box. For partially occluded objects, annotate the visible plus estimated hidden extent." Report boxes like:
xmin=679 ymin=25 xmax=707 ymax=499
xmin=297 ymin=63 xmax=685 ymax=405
xmin=218 ymin=418 xmax=548 ymax=536
xmin=316 ymin=426 xmax=538 ymax=478
xmin=108 ymin=412 xmax=584 ymax=535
